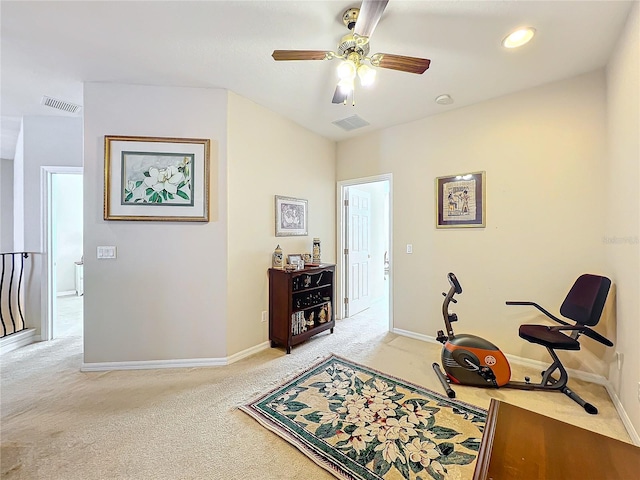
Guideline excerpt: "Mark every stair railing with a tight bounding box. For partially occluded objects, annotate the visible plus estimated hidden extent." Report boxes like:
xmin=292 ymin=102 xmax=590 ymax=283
xmin=0 ymin=252 xmax=29 ymax=338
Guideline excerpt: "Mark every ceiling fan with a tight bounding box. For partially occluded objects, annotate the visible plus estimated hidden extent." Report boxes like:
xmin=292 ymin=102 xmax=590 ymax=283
xmin=271 ymin=0 xmax=431 ymax=105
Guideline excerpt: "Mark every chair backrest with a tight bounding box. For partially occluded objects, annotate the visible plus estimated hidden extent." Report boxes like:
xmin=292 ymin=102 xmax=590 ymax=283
xmin=560 ymin=274 xmax=611 ymax=326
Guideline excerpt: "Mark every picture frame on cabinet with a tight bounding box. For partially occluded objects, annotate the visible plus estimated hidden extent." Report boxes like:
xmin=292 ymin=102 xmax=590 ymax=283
xmin=275 ymin=195 xmax=308 ymax=236
xmin=104 ymin=135 xmax=210 ymax=221
xmin=287 ymin=254 xmax=302 ymax=267
xmin=435 ymin=171 xmax=486 ymax=228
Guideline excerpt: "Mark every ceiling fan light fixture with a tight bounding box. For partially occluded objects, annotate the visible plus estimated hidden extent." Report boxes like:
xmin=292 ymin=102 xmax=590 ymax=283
xmin=337 ymin=60 xmax=357 ymax=80
xmin=338 ymin=78 xmax=354 ymax=94
xmin=357 ymin=63 xmax=376 ymax=86
xmin=502 ymin=27 xmax=536 ymax=49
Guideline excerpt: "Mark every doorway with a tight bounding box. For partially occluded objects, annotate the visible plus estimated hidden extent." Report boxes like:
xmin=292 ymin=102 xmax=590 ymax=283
xmin=42 ymin=167 xmax=83 ymax=340
xmin=337 ymin=174 xmax=392 ymax=329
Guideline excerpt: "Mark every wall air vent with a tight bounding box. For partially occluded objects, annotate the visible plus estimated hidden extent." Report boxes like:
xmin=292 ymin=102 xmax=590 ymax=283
xmin=41 ymin=96 xmax=82 ymax=114
xmin=332 ymin=114 xmax=370 ymax=131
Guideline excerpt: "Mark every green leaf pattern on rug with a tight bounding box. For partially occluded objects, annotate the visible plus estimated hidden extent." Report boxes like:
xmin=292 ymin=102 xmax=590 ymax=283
xmin=263 ymin=360 xmax=484 ymax=480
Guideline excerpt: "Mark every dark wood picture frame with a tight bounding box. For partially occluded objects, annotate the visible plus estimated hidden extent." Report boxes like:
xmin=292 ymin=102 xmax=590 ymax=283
xmin=435 ymin=171 xmax=486 ymax=228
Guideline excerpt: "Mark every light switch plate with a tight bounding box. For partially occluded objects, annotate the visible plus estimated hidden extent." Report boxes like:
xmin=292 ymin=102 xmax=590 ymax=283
xmin=97 ymin=246 xmax=117 ymax=259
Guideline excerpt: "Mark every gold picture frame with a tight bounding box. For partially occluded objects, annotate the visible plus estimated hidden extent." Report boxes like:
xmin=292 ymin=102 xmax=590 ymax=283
xmin=435 ymin=171 xmax=486 ymax=228
xmin=104 ymin=135 xmax=210 ymax=221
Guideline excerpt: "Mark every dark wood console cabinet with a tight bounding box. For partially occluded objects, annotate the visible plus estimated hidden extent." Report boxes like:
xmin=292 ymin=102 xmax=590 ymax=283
xmin=268 ymin=264 xmax=335 ymax=354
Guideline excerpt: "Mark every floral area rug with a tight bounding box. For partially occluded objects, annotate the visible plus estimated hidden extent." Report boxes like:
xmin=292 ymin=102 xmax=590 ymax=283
xmin=240 ymin=354 xmax=486 ymax=480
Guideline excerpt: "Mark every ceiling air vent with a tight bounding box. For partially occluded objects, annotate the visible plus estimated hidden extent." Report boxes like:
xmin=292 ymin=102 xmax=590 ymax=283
xmin=41 ymin=96 xmax=82 ymax=114
xmin=332 ymin=114 xmax=370 ymax=132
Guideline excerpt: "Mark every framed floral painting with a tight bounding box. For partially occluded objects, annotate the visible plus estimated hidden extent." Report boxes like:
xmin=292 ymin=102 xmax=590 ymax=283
xmin=435 ymin=171 xmax=486 ymax=228
xmin=104 ymin=135 xmax=210 ymax=221
xmin=275 ymin=195 xmax=308 ymax=236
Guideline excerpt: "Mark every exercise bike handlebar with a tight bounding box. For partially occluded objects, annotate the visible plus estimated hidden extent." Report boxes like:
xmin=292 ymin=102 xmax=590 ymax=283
xmin=442 ymin=273 xmax=462 ymax=338
xmin=505 ymin=301 xmax=568 ymax=325
xmin=448 ymin=272 xmax=462 ymax=294
xmin=506 ymin=301 xmax=613 ymax=347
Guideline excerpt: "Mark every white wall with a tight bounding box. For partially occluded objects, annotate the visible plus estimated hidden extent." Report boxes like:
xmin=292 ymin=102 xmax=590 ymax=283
xmin=12 ymin=125 xmax=24 ymax=251
xmin=605 ymin=2 xmax=640 ymax=436
xmin=337 ymin=71 xmax=611 ymax=375
xmin=83 ymin=83 xmax=228 ymax=364
xmin=53 ymin=173 xmax=83 ymax=293
xmin=0 ymin=158 xmax=14 ymax=252
xmin=226 ymin=92 xmax=336 ymax=355
xmin=14 ymin=117 xmax=83 ymax=333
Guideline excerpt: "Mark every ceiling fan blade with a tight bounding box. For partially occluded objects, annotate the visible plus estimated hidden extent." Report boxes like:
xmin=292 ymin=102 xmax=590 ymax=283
xmin=272 ymin=50 xmax=332 ymax=61
xmin=354 ymin=0 xmax=389 ymax=38
xmin=332 ymin=85 xmax=348 ymax=104
xmin=371 ymin=53 xmax=431 ymax=74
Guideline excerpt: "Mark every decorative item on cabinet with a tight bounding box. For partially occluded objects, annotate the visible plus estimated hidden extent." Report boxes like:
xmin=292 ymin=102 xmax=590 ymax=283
xmin=312 ymin=238 xmax=321 ymax=264
xmin=272 ymin=245 xmax=283 ymax=269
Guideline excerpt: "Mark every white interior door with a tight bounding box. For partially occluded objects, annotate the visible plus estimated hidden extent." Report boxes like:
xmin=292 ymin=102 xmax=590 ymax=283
xmin=347 ymin=187 xmax=371 ymax=316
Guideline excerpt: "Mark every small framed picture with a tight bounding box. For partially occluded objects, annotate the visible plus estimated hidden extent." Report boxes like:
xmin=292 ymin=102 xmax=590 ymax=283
xmin=287 ymin=254 xmax=302 ymax=266
xmin=275 ymin=195 xmax=308 ymax=236
xmin=435 ymin=171 xmax=486 ymax=228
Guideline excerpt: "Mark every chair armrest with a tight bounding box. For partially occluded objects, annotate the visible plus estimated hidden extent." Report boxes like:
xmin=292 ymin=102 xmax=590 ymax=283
xmin=549 ymin=325 xmax=614 ymax=347
xmin=506 ymin=301 xmax=569 ymax=326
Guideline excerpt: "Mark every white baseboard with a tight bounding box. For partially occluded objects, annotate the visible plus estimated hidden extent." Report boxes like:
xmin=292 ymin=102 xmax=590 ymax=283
xmin=81 ymin=356 xmax=227 ymax=371
xmin=605 ymin=383 xmax=640 ymax=445
xmin=392 ymin=328 xmax=639 ymax=444
xmin=81 ymin=341 xmax=272 ymax=372
xmin=392 ymin=328 xmax=440 ymax=345
xmin=0 ymin=329 xmax=37 ymax=354
xmin=227 ymin=341 xmax=270 ymax=364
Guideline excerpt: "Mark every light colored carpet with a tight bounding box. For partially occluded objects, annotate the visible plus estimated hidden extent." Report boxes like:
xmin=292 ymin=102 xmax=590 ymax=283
xmin=0 ymin=297 xmax=630 ymax=479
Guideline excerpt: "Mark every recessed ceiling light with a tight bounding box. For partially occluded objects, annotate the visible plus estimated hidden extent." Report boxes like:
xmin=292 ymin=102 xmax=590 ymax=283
xmin=502 ymin=27 xmax=536 ymax=49
xmin=435 ymin=94 xmax=454 ymax=105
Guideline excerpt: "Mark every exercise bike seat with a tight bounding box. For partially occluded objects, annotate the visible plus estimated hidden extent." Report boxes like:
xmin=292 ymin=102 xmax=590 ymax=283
xmin=519 ymin=325 xmax=581 ymax=350
xmin=513 ymin=274 xmax=612 ymax=350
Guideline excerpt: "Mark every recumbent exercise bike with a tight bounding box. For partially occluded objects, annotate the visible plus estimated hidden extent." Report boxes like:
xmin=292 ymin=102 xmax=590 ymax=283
xmin=432 ymin=272 xmax=613 ymax=414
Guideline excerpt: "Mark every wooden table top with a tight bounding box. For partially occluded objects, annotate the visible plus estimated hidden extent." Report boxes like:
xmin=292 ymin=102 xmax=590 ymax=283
xmin=473 ymin=399 xmax=640 ymax=479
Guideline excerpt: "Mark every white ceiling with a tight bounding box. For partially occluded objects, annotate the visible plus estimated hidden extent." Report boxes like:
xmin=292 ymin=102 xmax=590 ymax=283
xmin=0 ymin=1 xmax=634 ymax=160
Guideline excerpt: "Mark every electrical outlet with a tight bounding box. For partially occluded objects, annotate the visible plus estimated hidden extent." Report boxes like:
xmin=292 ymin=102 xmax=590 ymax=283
xmin=406 ymin=244 xmax=413 ymax=254
xmin=261 ymin=311 xmax=267 ymax=323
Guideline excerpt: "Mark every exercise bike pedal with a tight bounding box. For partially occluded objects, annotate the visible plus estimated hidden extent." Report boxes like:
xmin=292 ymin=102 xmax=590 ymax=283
xmin=435 ymin=330 xmax=448 ymax=344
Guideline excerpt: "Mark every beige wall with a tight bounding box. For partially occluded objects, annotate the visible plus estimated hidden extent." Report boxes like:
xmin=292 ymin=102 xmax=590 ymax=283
xmin=605 ymin=2 xmax=640 ymax=435
xmin=337 ymin=71 xmax=610 ymax=374
xmin=83 ymin=83 xmax=228 ymax=364
xmin=226 ymin=92 xmax=336 ymax=355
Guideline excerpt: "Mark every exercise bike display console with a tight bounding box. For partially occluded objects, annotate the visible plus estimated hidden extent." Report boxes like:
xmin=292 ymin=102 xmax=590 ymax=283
xmin=432 ymin=272 xmax=613 ymax=414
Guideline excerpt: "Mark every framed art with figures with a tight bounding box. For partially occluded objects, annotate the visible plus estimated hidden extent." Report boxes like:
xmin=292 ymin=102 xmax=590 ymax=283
xmin=435 ymin=171 xmax=485 ymax=228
